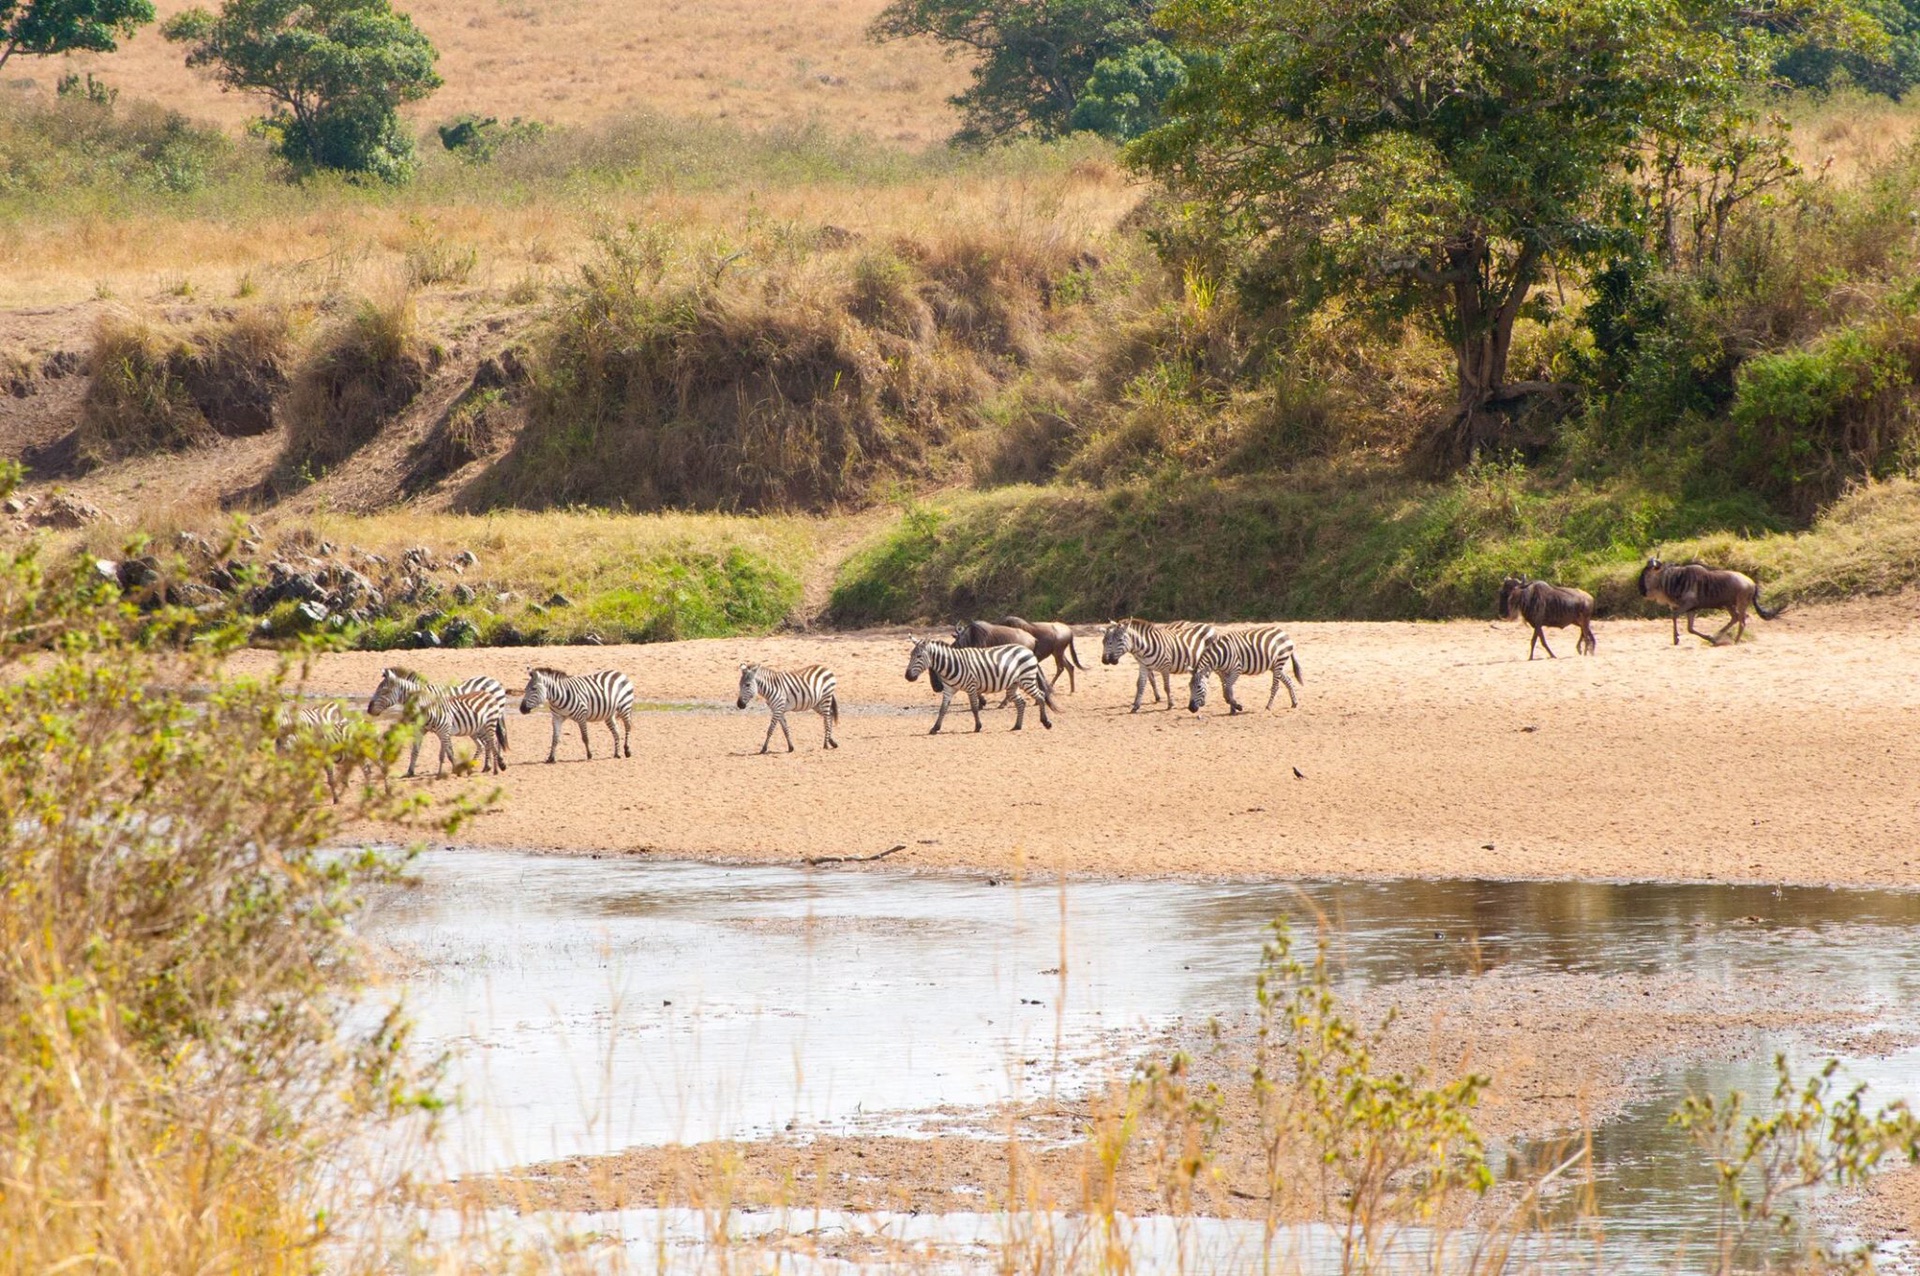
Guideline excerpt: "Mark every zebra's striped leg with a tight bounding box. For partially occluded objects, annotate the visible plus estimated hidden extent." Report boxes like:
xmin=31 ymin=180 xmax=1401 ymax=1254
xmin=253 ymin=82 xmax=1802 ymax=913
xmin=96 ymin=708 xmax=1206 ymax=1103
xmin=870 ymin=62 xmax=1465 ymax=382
xmin=1158 ymin=669 xmax=1173 ymax=708
xmin=819 ymin=704 xmax=836 ymax=749
xmin=1268 ymin=667 xmax=1299 ymax=710
xmin=969 ymin=690 xmax=985 ymax=732
xmin=1131 ymin=666 xmax=1148 ymax=713
xmin=930 ymin=691 xmax=952 ymax=734
xmin=780 ymin=713 xmax=795 ymax=752
xmin=406 ymin=734 xmax=423 ymax=778
xmin=760 ymin=711 xmax=781 ymax=754
xmin=547 ymin=714 xmax=563 ymax=763
xmin=432 ymin=728 xmax=454 ymax=778
xmin=1222 ymin=670 xmax=1246 ymax=714
xmin=608 ymin=717 xmax=625 ymax=756
xmin=1032 ymin=677 xmax=1053 ymax=729
xmin=1009 ymin=690 xmax=1026 ymax=731
xmin=579 ymin=719 xmax=593 ymax=760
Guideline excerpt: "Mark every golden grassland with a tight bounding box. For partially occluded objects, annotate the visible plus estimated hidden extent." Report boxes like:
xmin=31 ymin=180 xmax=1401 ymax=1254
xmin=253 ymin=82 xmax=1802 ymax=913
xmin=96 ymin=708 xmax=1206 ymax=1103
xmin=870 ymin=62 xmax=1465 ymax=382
xmin=44 ymin=0 xmax=969 ymax=142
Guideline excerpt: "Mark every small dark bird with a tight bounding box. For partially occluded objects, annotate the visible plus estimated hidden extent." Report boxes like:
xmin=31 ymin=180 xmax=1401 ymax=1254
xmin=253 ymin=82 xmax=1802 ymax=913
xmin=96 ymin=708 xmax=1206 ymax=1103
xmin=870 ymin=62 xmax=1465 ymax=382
xmin=1292 ymin=767 xmax=1305 ymax=780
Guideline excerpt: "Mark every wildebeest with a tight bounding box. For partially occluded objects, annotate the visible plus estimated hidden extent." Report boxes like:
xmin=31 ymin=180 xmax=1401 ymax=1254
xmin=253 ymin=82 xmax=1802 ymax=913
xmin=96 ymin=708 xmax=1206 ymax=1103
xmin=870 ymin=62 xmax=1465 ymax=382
xmin=996 ymin=615 xmax=1088 ymax=692
xmin=1497 ymin=576 xmax=1596 ymax=660
xmin=1637 ymin=558 xmax=1781 ymax=646
xmin=952 ymin=619 xmax=1040 ymax=707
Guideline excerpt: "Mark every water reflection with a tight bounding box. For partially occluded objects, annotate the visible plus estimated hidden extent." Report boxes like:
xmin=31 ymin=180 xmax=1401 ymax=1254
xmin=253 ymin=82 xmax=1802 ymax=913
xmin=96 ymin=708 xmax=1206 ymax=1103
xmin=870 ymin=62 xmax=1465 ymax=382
xmin=364 ymin=850 xmax=1920 ymax=1260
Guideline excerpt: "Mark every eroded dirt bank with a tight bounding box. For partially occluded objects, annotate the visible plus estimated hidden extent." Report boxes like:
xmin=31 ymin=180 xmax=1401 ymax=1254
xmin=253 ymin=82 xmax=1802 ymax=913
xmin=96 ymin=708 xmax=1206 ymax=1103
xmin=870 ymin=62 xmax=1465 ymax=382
xmin=228 ymin=595 xmax=1920 ymax=886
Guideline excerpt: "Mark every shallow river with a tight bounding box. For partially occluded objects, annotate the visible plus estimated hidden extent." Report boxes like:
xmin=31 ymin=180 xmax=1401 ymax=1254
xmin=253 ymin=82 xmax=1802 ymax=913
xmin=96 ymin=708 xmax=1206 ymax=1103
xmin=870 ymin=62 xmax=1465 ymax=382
xmin=364 ymin=850 xmax=1920 ymax=1270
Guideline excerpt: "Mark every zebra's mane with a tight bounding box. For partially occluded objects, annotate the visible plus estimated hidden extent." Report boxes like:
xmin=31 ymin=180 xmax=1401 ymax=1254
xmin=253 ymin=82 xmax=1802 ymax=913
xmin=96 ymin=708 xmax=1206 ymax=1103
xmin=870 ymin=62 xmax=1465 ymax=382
xmin=528 ymin=665 xmax=571 ymax=678
xmin=384 ymin=665 xmax=424 ymax=681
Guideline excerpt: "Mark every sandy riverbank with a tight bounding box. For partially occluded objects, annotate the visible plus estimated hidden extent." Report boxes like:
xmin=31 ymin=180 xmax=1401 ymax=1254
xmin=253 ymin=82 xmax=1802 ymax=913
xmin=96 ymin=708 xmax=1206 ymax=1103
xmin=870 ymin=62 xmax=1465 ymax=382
xmin=226 ymin=595 xmax=1920 ymax=886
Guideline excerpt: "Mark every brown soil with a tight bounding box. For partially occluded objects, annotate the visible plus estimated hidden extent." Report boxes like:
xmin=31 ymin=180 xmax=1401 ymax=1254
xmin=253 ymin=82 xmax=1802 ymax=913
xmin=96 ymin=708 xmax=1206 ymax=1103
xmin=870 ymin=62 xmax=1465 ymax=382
xmin=452 ymin=964 xmax=1888 ymax=1218
xmin=227 ymin=593 xmax=1920 ymax=886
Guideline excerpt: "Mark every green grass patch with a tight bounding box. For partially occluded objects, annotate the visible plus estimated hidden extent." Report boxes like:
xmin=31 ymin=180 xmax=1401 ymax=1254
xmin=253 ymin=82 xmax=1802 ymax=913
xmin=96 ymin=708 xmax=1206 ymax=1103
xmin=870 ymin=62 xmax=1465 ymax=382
xmin=830 ymin=463 xmax=1904 ymax=625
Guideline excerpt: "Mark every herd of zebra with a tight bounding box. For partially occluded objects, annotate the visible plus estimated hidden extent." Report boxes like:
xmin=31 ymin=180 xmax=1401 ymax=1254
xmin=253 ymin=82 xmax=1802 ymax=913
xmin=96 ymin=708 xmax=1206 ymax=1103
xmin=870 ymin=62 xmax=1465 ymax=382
xmin=278 ymin=557 xmax=1781 ymax=786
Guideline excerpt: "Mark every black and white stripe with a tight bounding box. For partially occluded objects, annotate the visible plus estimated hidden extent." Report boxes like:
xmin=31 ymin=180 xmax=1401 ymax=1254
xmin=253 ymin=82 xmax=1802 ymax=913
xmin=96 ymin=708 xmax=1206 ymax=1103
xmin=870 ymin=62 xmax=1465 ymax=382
xmin=277 ymin=701 xmax=366 ymax=803
xmin=366 ymin=666 xmax=509 ymax=776
xmin=1101 ymin=619 xmax=1218 ymax=713
xmin=521 ymin=666 xmax=635 ymax=762
xmin=1188 ymin=625 xmax=1302 ymax=714
xmin=736 ymin=662 xmax=840 ymax=753
xmin=905 ymin=638 xmax=1055 ymax=733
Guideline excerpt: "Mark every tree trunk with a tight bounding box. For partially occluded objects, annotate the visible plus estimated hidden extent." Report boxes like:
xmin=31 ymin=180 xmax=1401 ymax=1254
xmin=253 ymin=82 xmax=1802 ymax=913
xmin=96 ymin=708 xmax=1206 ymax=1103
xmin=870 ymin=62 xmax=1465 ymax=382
xmin=1431 ymin=238 xmax=1543 ymax=466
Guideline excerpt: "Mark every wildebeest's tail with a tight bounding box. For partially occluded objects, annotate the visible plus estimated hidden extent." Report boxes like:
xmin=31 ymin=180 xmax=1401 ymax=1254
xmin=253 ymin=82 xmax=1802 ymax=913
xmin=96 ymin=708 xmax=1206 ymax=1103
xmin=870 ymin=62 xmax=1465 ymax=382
xmin=1291 ymin=653 xmax=1303 ymax=685
xmin=1067 ymin=635 xmax=1087 ymax=670
xmin=1753 ymin=587 xmax=1783 ymax=621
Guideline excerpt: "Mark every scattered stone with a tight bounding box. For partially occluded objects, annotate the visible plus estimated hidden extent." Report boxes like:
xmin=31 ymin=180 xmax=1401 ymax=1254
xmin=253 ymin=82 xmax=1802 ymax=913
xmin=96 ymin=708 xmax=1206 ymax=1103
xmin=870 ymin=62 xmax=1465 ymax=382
xmin=116 ymin=557 xmax=161 ymax=591
xmin=94 ymin=559 xmax=120 ymax=584
xmin=546 ymin=592 xmax=573 ymax=609
xmin=452 ymin=583 xmax=476 ymax=605
xmin=2 ymin=497 xmax=24 ymax=515
xmin=413 ymin=609 xmax=447 ymax=631
xmin=40 ymin=350 xmax=82 ymax=379
xmin=410 ymin=629 xmax=441 ymax=649
xmin=294 ymin=601 xmax=329 ymax=627
xmin=29 ymin=494 xmax=105 ymax=529
xmin=453 ymin=549 xmax=479 ymax=570
xmin=442 ymin=617 xmax=479 ymax=648
xmin=576 ymin=631 xmax=604 ymax=646
xmin=494 ymin=590 xmax=518 ymax=605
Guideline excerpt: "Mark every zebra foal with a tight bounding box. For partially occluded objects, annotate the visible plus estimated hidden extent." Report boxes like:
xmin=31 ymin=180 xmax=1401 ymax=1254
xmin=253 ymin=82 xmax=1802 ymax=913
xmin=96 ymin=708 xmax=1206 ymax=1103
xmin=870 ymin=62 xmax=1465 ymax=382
xmin=1498 ymin=576 xmax=1596 ymax=659
xmin=736 ymin=662 xmax=839 ymax=753
xmin=1639 ymin=558 xmax=1781 ymax=646
xmin=521 ymin=666 xmax=635 ymax=762
xmin=1188 ymin=625 xmax=1303 ymax=714
xmin=905 ymin=638 xmax=1056 ymax=733
xmin=1102 ymin=619 xmax=1217 ymax=713
xmin=277 ymin=701 xmax=377 ymax=803
xmin=366 ymin=666 xmax=509 ymax=777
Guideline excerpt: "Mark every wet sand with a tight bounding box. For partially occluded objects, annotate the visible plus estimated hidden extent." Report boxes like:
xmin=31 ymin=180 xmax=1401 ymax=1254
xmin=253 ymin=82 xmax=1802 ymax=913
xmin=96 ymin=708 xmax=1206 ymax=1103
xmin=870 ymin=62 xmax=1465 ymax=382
xmin=456 ymin=964 xmax=1889 ymax=1218
xmin=230 ymin=594 xmax=1920 ymax=886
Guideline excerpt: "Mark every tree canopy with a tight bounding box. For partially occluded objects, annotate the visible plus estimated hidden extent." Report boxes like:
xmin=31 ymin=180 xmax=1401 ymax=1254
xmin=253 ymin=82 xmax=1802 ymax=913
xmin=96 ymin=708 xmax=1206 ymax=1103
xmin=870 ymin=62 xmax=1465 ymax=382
xmin=868 ymin=0 xmax=1160 ymax=141
xmin=1128 ymin=0 xmax=1876 ymax=460
xmin=0 ymin=0 xmax=154 ymax=69
xmin=163 ymin=0 xmax=439 ymax=182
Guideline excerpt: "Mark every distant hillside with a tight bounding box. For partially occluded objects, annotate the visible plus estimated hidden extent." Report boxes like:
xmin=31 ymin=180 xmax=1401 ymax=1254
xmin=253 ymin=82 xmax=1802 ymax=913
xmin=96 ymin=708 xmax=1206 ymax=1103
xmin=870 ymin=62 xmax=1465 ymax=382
xmin=40 ymin=0 xmax=970 ymax=147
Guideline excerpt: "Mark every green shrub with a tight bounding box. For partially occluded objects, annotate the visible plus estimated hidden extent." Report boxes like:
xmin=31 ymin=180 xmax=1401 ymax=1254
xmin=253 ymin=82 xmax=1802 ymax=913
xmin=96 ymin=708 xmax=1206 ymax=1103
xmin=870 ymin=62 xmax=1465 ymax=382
xmin=1730 ymin=318 xmax=1920 ymax=516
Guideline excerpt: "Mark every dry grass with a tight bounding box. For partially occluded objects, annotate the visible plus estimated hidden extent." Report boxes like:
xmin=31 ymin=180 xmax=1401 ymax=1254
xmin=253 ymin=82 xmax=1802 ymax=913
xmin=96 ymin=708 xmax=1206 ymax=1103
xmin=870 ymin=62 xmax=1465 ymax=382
xmin=79 ymin=305 xmax=295 ymax=462
xmin=48 ymin=0 xmax=969 ymax=144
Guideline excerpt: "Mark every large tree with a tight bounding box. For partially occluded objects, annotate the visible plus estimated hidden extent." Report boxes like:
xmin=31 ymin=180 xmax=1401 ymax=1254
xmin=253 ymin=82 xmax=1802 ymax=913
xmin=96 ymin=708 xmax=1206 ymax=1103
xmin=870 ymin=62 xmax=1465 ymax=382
xmin=163 ymin=0 xmax=439 ymax=182
xmin=0 ymin=0 xmax=154 ymax=70
xmin=869 ymin=0 xmax=1160 ymax=141
xmin=1129 ymin=0 xmax=1874 ymax=460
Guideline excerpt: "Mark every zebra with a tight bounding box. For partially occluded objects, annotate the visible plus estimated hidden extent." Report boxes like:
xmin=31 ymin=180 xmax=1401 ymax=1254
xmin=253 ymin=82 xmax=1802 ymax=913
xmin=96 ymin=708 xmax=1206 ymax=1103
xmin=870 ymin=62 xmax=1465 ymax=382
xmin=276 ymin=701 xmax=376 ymax=803
xmin=1498 ymin=576 xmax=1596 ymax=659
xmin=1188 ymin=625 xmax=1304 ymax=714
xmin=736 ymin=662 xmax=840 ymax=753
xmin=521 ymin=666 xmax=635 ymax=762
xmin=1101 ymin=619 xmax=1218 ymax=713
xmin=366 ymin=666 xmax=509 ymax=776
xmin=1638 ymin=558 xmax=1782 ymax=646
xmin=905 ymin=637 xmax=1056 ymax=733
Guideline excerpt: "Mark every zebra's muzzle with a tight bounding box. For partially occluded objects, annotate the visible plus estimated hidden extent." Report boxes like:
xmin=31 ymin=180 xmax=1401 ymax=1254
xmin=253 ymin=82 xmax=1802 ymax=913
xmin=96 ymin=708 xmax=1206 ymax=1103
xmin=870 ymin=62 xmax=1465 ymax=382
xmin=735 ymin=697 xmax=749 ymax=709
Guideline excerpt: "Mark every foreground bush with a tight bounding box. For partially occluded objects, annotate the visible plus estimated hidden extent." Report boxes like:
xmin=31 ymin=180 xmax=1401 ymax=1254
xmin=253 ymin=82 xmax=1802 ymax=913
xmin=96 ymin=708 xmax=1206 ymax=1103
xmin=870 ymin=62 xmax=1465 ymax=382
xmin=0 ymin=483 xmax=473 ymax=1272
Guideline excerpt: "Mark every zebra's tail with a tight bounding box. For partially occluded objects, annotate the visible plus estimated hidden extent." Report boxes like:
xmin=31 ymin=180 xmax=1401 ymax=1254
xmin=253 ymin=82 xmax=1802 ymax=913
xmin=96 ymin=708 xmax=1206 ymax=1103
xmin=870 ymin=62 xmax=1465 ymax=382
xmin=828 ymin=692 xmax=840 ymax=723
xmin=1753 ymin=587 xmax=1783 ymax=621
xmin=1066 ymin=636 xmax=1087 ymax=670
xmin=494 ymin=719 xmax=509 ymax=753
xmin=1291 ymin=653 xmax=1303 ymax=685
xmin=1034 ymin=669 xmax=1061 ymax=710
